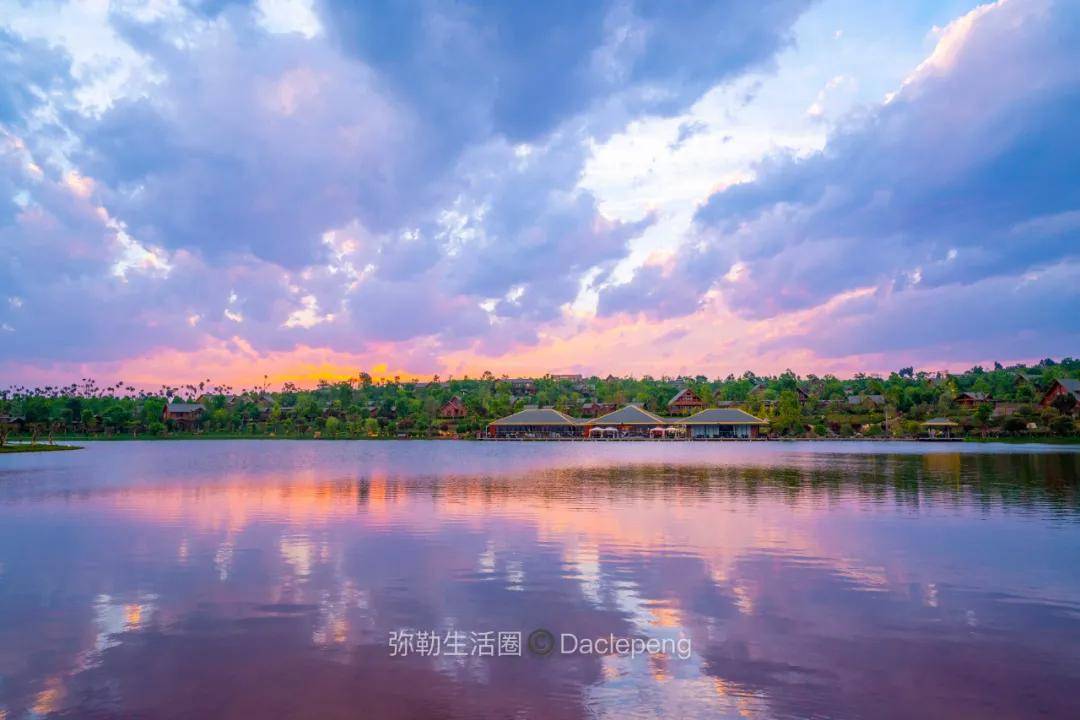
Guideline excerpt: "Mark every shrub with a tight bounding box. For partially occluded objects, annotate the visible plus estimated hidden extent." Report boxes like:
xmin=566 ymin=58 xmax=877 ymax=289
xmin=1050 ymin=415 xmax=1076 ymax=437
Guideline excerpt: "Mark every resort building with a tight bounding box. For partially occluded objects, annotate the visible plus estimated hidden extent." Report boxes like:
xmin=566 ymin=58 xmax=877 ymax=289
xmin=507 ymin=378 xmax=537 ymax=396
xmin=486 ymin=403 xmax=768 ymax=440
xmin=580 ymin=401 xmax=617 ymax=417
xmin=922 ymin=417 xmax=959 ymax=438
xmin=163 ymin=402 xmax=205 ymax=429
xmin=955 ymin=391 xmax=991 ymax=407
xmin=681 ymin=408 xmax=768 ymax=439
xmin=1014 ymin=371 xmax=1046 ymax=391
xmin=1040 ymin=378 xmax=1080 ymax=411
xmin=487 ymin=408 xmax=580 ymax=438
xmin=438 ymin=396 xmax=467 ymax=419
xmin=667 ymin=388 xmax=705 ymax=415
xmin=584 ymin=404 xmax=667 ymax=438
xmin=847 ymin=394 xmax=885 ymax=407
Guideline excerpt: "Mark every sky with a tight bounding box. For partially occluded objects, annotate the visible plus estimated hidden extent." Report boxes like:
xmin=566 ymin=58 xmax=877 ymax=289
xmin=1 ymin=0 xmax=1078 ymax=388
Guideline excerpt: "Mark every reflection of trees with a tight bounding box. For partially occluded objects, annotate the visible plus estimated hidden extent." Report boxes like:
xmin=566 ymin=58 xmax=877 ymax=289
xmin=361 ymin=454 xmax=1080 ymax=515
xmin=6 ymin=454 xmax=1078 ymax=520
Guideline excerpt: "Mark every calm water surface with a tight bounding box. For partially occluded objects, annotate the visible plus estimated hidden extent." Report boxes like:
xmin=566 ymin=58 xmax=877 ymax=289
xmin=2 ymin=441 xmax=1080 ymax=719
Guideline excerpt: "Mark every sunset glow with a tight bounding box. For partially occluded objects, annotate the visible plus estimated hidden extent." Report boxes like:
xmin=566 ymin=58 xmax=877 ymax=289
xmin=2 ymin=0 xmax=1078 ymax=386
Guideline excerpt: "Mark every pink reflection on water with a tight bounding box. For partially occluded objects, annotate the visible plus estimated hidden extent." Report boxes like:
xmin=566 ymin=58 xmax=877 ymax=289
xmin=0 ymin=442 xmax=1079 ymax=718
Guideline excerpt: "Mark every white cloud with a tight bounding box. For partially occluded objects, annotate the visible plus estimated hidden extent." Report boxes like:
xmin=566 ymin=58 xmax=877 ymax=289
xmin=256 ymin=0 xmax=322 ymax=39
xmin=283 ymin=294 xmax=335 ymax=328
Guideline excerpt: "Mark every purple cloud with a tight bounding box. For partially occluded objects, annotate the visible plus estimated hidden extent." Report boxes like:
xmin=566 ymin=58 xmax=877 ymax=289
xmin=599 ymin=0 xmax=1080 ymax=361
xmin=1 ymin=0 xmax=808 ymax=368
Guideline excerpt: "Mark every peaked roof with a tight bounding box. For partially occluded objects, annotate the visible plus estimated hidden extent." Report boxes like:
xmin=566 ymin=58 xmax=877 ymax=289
xmin=957 ymin=391 xmax=989 ymax=400
xmin=1049 ymin=378 xmax=1080 ymax=399
xmin=167 ymin=402 xmax=205 ymax=413
xmin=922 ymin=417 xmax=959 ymax=426
xmin=681 ymin=408 xmax=767 ymax=425
xmin=587 ymin=404 xmax=665 ymax=425
xmin=847 ymin=394 xmax=885 ymax=404
xmin=489 ymin=408 xmax=578 ymax=426
xmin=667 ymin=388 xmax=703 ymax=406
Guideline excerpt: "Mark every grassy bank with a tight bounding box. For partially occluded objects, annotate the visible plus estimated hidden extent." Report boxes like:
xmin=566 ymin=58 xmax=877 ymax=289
xmin=5 ymin=433 xmax=391 ymax=442
xmin=0 ymin=443 xmax=83 ymax=454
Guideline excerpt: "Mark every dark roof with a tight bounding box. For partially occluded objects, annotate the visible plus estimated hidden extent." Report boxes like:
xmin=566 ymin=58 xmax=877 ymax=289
xmin=587 ymin=405 xmax=665 ymax=426
xmin=489 ymin=408 xmax=578 ymax=426
xmin=1051 ymin=378 xmax=1080 ymax=399
xmin=167 ymin=402 xmax=205 ymax=413
xmin=847 ymin=394 xmax=885 ymax=405
xmin=682 ymin=408 xmax=767 ymax=425
xmin=667 ymin=388 xmax=703 ymax=406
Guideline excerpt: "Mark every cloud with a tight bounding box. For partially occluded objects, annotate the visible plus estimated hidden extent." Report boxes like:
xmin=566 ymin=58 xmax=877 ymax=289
xmin=0 ymin=29 xmax=73 ymax=126
xmin=317 ymin=0 xmax=811 ymax=142
xmin=599 ymin=0 xmax=1080 ymax=362
xmin=764 ymin=262 xmax=1080 ymax=362
xmin=72 ymin=26 xmax=414 ymax=268
xmin=2 ymin=0 xmax=809 ymax=374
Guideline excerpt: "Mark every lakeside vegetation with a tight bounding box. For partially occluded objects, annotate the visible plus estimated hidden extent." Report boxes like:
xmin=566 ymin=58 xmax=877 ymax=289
xmin=0 ymin=443 xmax=81 ymax=454
xmin=1 ymin=358 xmax=1078 ymax=442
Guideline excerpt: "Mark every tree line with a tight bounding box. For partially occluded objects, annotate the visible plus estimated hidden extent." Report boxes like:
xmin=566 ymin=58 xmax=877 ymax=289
xmin=1 ymin=358 xmax=1078 ymax=443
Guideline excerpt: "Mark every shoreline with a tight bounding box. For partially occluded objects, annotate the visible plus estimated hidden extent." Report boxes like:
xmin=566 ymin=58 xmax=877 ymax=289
xmin=4 ymin=435 xmax=1078 ymax=445
xmin=0 ymin=443 xmax=83 ymax=454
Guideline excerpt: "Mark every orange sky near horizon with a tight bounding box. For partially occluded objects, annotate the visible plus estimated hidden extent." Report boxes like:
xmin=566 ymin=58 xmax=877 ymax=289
xmin=1 ymin=291 xmax=1026 ymax=391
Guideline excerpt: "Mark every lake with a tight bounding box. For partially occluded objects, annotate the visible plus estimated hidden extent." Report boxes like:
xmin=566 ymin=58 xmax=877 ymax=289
xmin=2 ymin=440 xmax=1079 ymax=719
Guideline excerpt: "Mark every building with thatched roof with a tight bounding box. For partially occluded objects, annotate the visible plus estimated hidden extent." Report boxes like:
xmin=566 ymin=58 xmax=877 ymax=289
xmin=583 ymin=404 xmax=666 ymax=437
xmin=487 ymin=402 xmax=769 ymax=440
xmin=921 ymin=417 xmax=959 ymax=438
xmin=487 ymin=408 xmax=581 ymax=438
xmin=681 ymin=408 xmax=768 ymax=439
